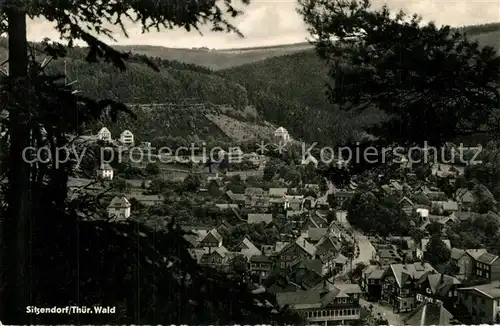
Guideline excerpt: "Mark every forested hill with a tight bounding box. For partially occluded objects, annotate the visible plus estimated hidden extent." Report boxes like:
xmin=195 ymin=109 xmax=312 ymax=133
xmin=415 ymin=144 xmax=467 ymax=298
xmin=0 ymin=22 xmax=498 ymax=146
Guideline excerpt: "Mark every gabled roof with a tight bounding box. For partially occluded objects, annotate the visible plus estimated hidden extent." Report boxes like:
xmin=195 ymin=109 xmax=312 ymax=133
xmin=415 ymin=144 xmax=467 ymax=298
xmin=307 ymin=228 xmax=329 ymax=242
xmin=423 ymin=273 xmax=461 ymax=297
xmin=121 ymin=129 xmax=133 ymax=136
xmin=363 ymin=265 xmax=386 ymax=279
xmin=235 ymin=236 xmax=262 ymax=259
xmin=399 ymin=196 xmax=415 ymax=207
xmin=456 ymin=188 xmax=475 ymax=203
xmin=458 ymin=280 xmax=500 ymax=298
xmin=442 ymin=201 xmax=459 ymax=211
xmin=245 ymin=187 xmax=266 ymax=196
xmin=403 ymin=302 xmax=453 ymax=326
xmin=281 ymin=236 xmax=317 ymax=258
xmin=98 ymin=127 xmax=110 ymax=134
xmin=201 ymin=228 xmax=223 ymax=244
xmin=450 ymin=248 xmax=466 ymax=260
xmin=477 ymin=252 xmax=499 ymax=265
xmin=466 ymin=249 xmax=488 ymax=260
xmin=107 ymin=196 xmax=131 ymax=209
xmin=269 ymin=188 xmax=288 ymax=197
xmin=99 ymin=163 xmax=113 ymax=170
xmin=388 ymin=263 xmax=436 ymax=288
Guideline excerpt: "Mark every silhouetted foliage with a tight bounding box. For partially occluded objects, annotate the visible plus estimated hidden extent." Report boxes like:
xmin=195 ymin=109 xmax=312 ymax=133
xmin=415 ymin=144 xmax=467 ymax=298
xmin=299 ymin=0 xmax=500 ymax=147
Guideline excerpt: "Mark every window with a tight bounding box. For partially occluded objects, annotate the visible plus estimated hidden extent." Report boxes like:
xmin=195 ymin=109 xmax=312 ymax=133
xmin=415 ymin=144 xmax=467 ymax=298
xmin=448 ymin=292 xmax=453 ymax=297
xmin=322 ymin=310 xmax=326 ymax=317
xmin=416 ymin=294 xmax=423 ymax=301
xmin=339 ymin=310 xmax=343 ymax=316
xmin=486 ymin=273 xmax=490 ymax=279
xmin=334 ymin=310 xmax=338 ymax=316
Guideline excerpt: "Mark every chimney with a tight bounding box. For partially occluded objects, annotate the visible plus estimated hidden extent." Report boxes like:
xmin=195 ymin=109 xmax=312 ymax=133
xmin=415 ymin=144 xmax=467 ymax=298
xmin=303 ymin=238 xmax=306 ymax=247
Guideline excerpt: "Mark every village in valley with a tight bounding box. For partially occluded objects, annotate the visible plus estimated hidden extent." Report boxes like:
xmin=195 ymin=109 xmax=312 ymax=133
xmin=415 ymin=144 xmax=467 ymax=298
xmin=66 ymin=121 xmax=500 ymax=325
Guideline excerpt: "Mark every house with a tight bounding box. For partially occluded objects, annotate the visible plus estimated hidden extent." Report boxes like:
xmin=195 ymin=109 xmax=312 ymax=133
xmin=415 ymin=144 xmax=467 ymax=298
xmin=399 ymin=196 xmax=415 ymax=215
xmin=245 ymin=187 xmax=266 ymax=196
xmin=334 ymin=191 xmax=355 ymax=207
xmin=234 ymin=236 xmax=262 ymax=260
xmin=455 ymin=188 xmax=476 ymax=211
xmin=274 ymin=126 xmax=291 ymax=143
xmin=454 ymin=211 xmax=478 ymax=222
xmin=107 ymin=196 xmax=131 ymax=219
xmin=183 ymin=229 xmax=209 ymax=248
xmin=450 ymin=248 xmax=470 ymax=279
xmin=247 ymin=213 xmax=273 ymax=225
xmin=275 ymin=236 xmax=317 ymax=269
xmin=269 ymin=197 xmax=286 ymax=210
xmin=225 ymin=190 xmax=245 ymax=204
xmin=442 ymin=201 xmax=459 ymax=213
xmin=97 ymin=127 xmax=111 ymax=142
xmin=215 ymin=220 xmax=233 ymax=234
xmin=457 ymin=280 xmax=500 ymax=324
xmin=285 ymin=195 xmax=304 ymax=211
xmin=332 ymin=253 xmax=349 ymax=275
xmin=119 ymin=129 xmax=134 ymax=146
xmin=265 ymin=264 xmax=323 ymax=294
xmin=315 ymin=234 xmax=342 ymax=256
xmin=133 ymin=194 xmax=162 ymax=206
xmin=361 ymin=265 xmax=386 ymax=300
xmin=474 ymin=251 xmax=500 ymax=282
xmin=269 ymin=188 xmax=288 ymax=197
xmin=381 ymin=262 xmax=437 ymax=312
xmin=198 ymin=229 xmax=223 ymax=249
xmin=301 ymin=213 xmax=328 ymax=231
xmin=97 ymin=163 xmax=113 ymax=180
xmin=245 ymin=195 xmax=270 ymax=211
xmin=214 ymin=203 xmax=239 ymax=210
xmin=199 ymin=246 xmax=232 ymax=268
xmin=335 ymin=210 xmax=348 ymax=223
xmin=416 ymin=208 xmax=429 ymax=219
xmin=415 ymin=273 xmax=461 ymax=308
xmin=249 ymin=255 xmax=273 ymax=278
xmin=403 ymin=302 xmax=453 ymax=325
xmin=275 ymin=282 xmax=362 ymax=324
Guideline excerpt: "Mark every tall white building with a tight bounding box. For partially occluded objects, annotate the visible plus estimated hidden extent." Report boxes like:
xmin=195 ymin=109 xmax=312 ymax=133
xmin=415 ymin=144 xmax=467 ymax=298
xmin=97 ymin=163 xmax=114 ymax=180
xmin=274 ymin=127 xmax=290 ymax=143
xmin=97 ymin=127 xmax=112 ymax=142
xmin=120 ymin=130 xmax=134 ymax=146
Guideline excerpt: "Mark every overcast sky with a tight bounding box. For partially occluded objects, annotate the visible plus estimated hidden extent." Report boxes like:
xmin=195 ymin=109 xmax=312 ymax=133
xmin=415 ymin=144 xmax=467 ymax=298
xmin=26 ymin=0 xmax=500 ymax=49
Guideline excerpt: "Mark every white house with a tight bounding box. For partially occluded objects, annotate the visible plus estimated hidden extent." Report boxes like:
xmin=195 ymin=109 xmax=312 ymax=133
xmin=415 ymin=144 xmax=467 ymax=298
xmin=97 ymin=163 xmax=114 ymax=180
xmin=274 ymin=127 xmax=290 ymax=143
xmin=218 ymin=147 xmax=243 ymax=163
xmin=97 ymin=127 xmax=112 ymax=142
xmin=120 ymin=130 xmax=134 ymax=146
xmin=107 ymin=196 xmax=131 ymax=220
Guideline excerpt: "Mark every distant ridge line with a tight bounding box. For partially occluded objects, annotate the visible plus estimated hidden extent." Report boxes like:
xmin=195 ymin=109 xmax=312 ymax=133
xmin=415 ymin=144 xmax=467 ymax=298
xmin=219 ymin=41 xmax=312 ymax=51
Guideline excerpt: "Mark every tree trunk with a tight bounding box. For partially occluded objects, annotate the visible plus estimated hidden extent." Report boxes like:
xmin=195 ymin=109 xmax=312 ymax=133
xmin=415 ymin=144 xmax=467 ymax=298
xmin=1 ymin=7 xmax=31 ymax=323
